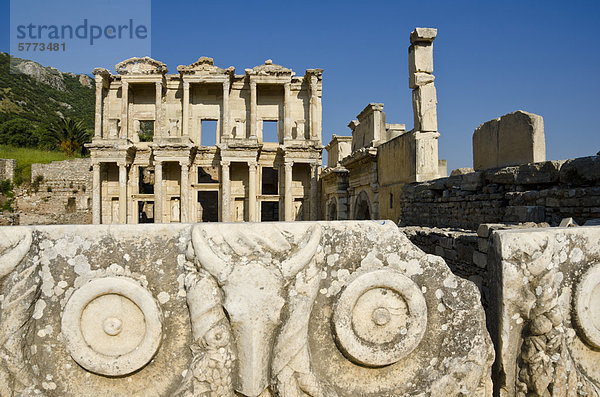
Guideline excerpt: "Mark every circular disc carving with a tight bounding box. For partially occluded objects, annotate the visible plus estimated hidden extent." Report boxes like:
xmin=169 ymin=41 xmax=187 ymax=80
xmin=575 ymin=263 xmax=600 ymax=349
xmin=61 ymin=277 xmax=163 ymax=376
xmin=333 ymin=269 xmax=427 ymax=367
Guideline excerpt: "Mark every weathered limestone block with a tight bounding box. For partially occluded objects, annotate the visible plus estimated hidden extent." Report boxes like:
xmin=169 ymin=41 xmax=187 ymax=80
xmin=473 ymin=110 xmax=546 ymax=171
xmin=489 ymin=226 xmax=600 ymax=396
xmin=412 ymin=83 xmax=438 ymax=132
xmin=0 ymin=221 xmax=493 ymax=396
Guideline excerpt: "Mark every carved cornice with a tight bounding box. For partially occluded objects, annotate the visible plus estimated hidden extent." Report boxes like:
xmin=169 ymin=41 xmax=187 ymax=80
xmin=115 ymin=57 xmax=168 ymax=75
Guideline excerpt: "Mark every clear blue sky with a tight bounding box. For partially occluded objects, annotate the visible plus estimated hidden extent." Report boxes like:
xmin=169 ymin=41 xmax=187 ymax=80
xmin=1 ymin=0 xmax=599 ymax=171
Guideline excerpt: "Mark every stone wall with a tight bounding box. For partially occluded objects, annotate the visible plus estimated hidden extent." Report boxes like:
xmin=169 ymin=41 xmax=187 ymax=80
xmin=0 ymin=158 xmax=16 ymax=182
xmin=31 ymin=158 xmax=91 ymax=192
xmin=399 ymin=155 xmax=600 ymax=230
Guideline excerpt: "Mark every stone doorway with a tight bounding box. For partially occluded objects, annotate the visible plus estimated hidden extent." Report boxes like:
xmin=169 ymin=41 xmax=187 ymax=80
xmin=261 ymin=201 xmax=279 ymax=221
xmin=197 ymin=191 xmax=218 ymax=222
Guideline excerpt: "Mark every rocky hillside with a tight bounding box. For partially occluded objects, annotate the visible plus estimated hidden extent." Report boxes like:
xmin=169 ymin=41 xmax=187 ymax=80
xmin=0 ymin=52 xmax=95 ymax=131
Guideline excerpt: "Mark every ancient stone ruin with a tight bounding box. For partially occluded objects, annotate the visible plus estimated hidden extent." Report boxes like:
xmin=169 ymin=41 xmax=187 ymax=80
xmin=2 ymin=26 xmax=600 ymax=397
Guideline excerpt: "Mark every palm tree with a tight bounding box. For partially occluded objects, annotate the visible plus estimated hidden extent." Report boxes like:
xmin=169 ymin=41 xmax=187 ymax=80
xmin=47 ymin=117 xmax=91 ymax=157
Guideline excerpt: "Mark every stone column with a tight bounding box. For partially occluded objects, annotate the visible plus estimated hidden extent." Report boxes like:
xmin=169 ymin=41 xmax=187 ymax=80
xmin=154 ymin=161 xmax=163 ymax=223
xmin=310 ymin=162 xmax=318 ymax=220
xmin=118 ymin=162 xmax=127 ymax=224
xmin=248 ymin=161 xmax=257 ymax=222
xmin=250 ymin=80 xmax=257 ymax=139
xmin=121 ymin=81 xmax=128 ymax=139
xmin=182 ymin=81 xmax=190 ymax=138
xmin=130 ymin=165 xmax=139 ymax=224
xmin=155 ymin=80 xmax=162 ymax=138
xmin=309 ymin=75 xmax=318 ymax=140
xmin=283 ymin=81 xmax=292 ymax=140
xmin=284 ymin=161 xmax=293 ymax=221
xmin=94 ymin=79 xmax=103 ymax=139
xmin=180 ymin=160 xmax=189 ymax=223
xmin=92 ymin=162 xmax=101 ymax=224
xmin=222 ymin=79 xmax=230 ymax=140
xmin=221 ymin=161 xmax=231 ymax=222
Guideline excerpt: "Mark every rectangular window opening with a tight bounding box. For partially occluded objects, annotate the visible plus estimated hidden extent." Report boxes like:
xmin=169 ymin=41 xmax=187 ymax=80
xmin=197 ymin=191 xmax=219 ymax=222
xmin=262 ymin=167 xmax=278 ymax=195
xmin=139 ymin=120 xmax=154 ymax=142
xmin=201 ymin=120 xmax=218 ymax=147
xmin=139 ymin=167 xmax=154 ymax=194
xmin=262 ymin=120 xmax=278 ymax=143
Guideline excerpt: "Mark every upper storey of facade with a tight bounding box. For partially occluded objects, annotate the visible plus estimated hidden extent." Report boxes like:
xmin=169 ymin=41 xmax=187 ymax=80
xmin=91 ymin=56 xmax=323 ymax=150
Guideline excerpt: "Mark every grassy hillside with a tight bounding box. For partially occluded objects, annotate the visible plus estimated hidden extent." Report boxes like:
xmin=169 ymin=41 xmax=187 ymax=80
xmin=0 ymin=145 xmax=74 ymax=184
xmin=0 ymin=52 xmax=95 ymax=134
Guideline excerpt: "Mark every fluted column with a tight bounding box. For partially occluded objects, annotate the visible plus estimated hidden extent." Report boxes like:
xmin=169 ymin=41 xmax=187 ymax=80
xmin=283 ymin=81 xmax=291 ymax=140
xmin=222 ymin=79 xmax=230 ymax=140
xmin=182 ymin=81 xmax=190 ymax=138
xmin=92 ymin=162 xmax=101 ymax=224
xmin=118 ymin=162 xmax=127 ymax=224
xmin=284 ymin=161 xmax=293 ymax=221
xmin=310 ymin=163 xmax=318 ymax=220
xmin=130 ymin=165 xmax=139 ymax=224
xmin=248 ymin=161 xmax=257 ymax=222
xmin=309 ymin=75 xmax=318 ymax=140
xmin=221 ymin=161 xmax=231 ymax=222
xmin=154 ymin=161 xmax=163 ymax=223
xmin=94 ymin=79 xmax=103 ymax=139
xmin=180 ymin=160 xmax=189 ymax=223
xmin=121 ymin=81 xmax=129 ymax=139
xmin=250 ymin=80 xmax=257 ymax=139
xmin=155 ymin=80 xmax=162 ymax=138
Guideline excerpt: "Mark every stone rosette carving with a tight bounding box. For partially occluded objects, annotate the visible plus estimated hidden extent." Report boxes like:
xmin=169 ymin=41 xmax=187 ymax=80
xmin=490 ymin=227 xmax=600 ymax=396
xmin=332 ymin=269 xmax=427 ymax=367
xmin=61 ymin=276 xmax=163 ymax=376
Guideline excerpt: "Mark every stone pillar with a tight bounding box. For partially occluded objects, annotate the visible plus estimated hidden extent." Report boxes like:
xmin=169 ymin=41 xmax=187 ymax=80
xmin=250 ymin=81 xmax=257 ymax=139
xmin=118 ymin=162 xmax=127 ymax=224
xmin=309 ymin=75 xmax=318 ymax=140
xmin=310 ymin=162 xmax=318 ymax=220
xmin=154 ymin=161 xmax=163 ymax=223
xmin=248 ymin=161 xmax=257 ymax=222
xmin=408 ymin=27 xmax=439 ymax=181
xmin=180 ymin=160 xmax=189 ymax=223
xmin=130 ymin=165 xmax=139 ymax=224
xmin=283 ymin=81 xmax=292 ymax=140
xmin=121 ymin=81 xmax=128 ymax=139
xmin=182 ymin=81 xmax=190 ymax=138
xmin=155 ymin=80 xmax=162 ymax=138
xmin=92 ymin=162 xmax=101 ymax=224
xmin=284 ymin=161 xmax=293 ymax=221
xmin=221 ymin=161 xmax=231 ymax=222
xmin=94 ymin=79 xmax=103 ymax=139
xmin=409 ymin=27 xmax=438 ymax=133
xmin=222 ymin=79 xmax=230 ymax=140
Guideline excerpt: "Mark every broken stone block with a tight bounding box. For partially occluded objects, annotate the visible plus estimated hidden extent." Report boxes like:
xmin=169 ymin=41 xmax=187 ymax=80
xmin=412 ymin=83 xmax=438 ymax=132
xmin=409 ymin=42 xmax=434 ymax=75
xmin=0 ymin=221 xmax=494 ymax=396
xmin=409 ymin=71 xmax=435 ymax=89
xmin=410 ymin=27 xmax=438 ymax=43
xmin=489 ymin=226 xmax=600 ymax=396
xmin=473 ymin=110 xmax=546 ymax=171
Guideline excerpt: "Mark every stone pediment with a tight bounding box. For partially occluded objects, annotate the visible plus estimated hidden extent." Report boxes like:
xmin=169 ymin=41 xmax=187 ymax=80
xmin=246 ymin=59 xmax=294 ymax=76
xmin=177 ymin=57 xmax=234 ymax=75
xmin=115 ymin=57 xmax=168 ymax=75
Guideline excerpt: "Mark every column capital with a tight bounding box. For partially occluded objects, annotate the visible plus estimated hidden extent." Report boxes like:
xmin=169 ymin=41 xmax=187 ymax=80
xmin=179 ymin=159 xmax=190 ymax=167
xmin=117 ymin=160 xmax=128 ymax=168
xmin=220 ymin=160 xmax=230 ymax=168
xmin=121 ymin=80 xmax=129 ymax=88
xmin=250 ymin=80 xmax=257 ymax=89
xmin=183 ymin=80 xmax=190 ymax=89
xmin=248 ymin=160 xmax=258 ymax=168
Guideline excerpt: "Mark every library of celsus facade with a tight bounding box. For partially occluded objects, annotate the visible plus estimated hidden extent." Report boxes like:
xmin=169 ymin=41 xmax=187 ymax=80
xmin=89 ymin=57 xmax=323 ymax=224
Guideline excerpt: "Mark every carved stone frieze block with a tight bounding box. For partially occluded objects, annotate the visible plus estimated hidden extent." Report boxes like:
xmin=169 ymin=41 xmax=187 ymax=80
xmin=0 ymin=222 xmax=493 ymax=396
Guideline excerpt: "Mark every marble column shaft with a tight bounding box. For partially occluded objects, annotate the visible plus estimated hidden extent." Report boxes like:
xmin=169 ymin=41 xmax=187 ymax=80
xmin=182 ymin=81 xmax=190 ymax=138
xmin=284 ymin=161 xmax=293 ymax=221
xmin=221 ymin=161 xmax=231 ymax=222
xmin=283 ymin=82 xmax=291 ymax=140
xmin=118 ymin=162 xmax=127 ymax=224
xmin=121 ymin=81 xmax=128 ymax=139
xmin=250 ymin=81 xmax=257 ymax=139
xmin=310 ymin=163 xmax=318 ymax=220
xmin=92 ymin=162 xmax=101 ymax=224
xmin=180 ymin=161 xmax=189 ymax=223
xmin=94 ymin=81 xmax=103 ymax=139
xmin=248 ymin=162 xmax=257 ymax=222
xmin=154 ymin=161 xmax=163 ymax=223
xmin=155 ymin=81 xmax=162 ymax=138
xmin=222 ymin=79 xmax=230 ymax=140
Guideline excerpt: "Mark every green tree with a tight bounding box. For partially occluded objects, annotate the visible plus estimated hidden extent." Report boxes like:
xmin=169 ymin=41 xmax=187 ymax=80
xmin=0 ymin=118 xmax=37 ymax=147
xmin=46 ymin=117 xmax=91 ymax=157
